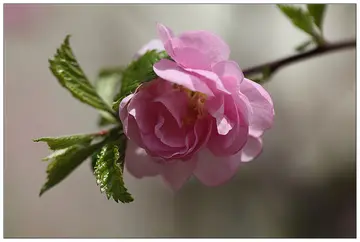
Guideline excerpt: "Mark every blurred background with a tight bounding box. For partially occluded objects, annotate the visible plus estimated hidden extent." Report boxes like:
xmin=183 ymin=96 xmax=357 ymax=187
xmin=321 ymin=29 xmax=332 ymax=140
xmin=4 ymin=4 xmax=356 ymax=238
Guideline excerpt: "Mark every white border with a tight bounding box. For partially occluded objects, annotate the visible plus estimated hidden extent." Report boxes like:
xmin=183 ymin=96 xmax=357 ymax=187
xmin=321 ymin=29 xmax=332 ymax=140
xmin=2 ymin=0 xmax=359 ymax=3
xmin=356 ymin=3 xmax=359 ymax=241
xmin=1 ymin=1 xmax=358 ymax=240
xmin=1 ymin=0 xmax=4 ymax=241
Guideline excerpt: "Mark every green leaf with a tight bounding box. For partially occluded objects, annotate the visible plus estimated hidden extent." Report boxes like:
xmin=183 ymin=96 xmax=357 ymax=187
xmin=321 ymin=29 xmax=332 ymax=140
xmin=94 ymin=142 xmax=133 ymax=203
xmin=307 ymin=4 xmax=327 ymax=31
xmin=96 ymin=70 xmax=122 ymax=106
xmin=91 ymin=149 xmax=100 ymax=172
xmin=95 ymin=68 xmax=123 ymax=126
xmin=42 ymin=148 xmax=68 ymax=161
xmin=40 ymin=142 xmax=104 ymax=196
xmin=34 ymin=134 xmax=94 ymax=150
xmin=112 ymin=50 xmax=169 ymax=112
xmin=49 ymin=35 xmax=115 ymax=116
xmin=277 ymin=5 xmax=318 ymax=38
xmin=295 ymin=39 xmax=314 ymax=52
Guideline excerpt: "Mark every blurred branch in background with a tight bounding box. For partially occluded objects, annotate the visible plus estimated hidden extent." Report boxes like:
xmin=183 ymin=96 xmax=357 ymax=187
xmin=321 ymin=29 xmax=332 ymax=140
xmin=246 ymin=4 xmax=355 ymax=84
xmin=244 ymin=39 xmax=356 ymax=83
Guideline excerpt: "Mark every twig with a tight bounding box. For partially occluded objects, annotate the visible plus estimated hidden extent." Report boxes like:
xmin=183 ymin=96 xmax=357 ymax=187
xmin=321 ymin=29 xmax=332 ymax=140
xmin=243 ymin=39 xmax=356 ymax=77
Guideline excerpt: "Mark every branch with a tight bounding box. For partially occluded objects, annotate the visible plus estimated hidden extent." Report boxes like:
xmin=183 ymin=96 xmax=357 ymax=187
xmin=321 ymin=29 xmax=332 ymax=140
xmin=243 ymin=39 xmax=356 ymax=78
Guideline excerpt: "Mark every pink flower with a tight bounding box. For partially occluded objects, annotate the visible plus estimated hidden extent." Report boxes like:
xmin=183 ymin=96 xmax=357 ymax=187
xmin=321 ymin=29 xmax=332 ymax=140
xmin=120 ymin=24 xmax=274 ymax=190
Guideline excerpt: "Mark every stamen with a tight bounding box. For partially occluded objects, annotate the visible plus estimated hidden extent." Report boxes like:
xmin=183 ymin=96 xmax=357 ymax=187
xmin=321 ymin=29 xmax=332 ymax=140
xmin=172 ymin=83 xmax=208 ymax=125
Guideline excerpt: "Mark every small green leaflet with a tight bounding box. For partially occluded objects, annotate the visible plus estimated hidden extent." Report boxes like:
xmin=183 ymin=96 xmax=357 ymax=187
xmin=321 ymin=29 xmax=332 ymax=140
xmin=277 ymin=5 xmax=318 ymax=38
xmin=34 ymin=134 xmax=94 ymax=150
xmin=39 ymin=142 xmax=104 ymax=196
xmin=95 ymin=68 xmax=123 ymax=126
xmin=112 ymin=50 xmax=169 ymax=112
xmin=49 ymin=35 xmax=115 ymax=116
xmin=42 ymin=148 xmax=68 ymax=161
xmin=307 ymin=4 xmax=327 ymax=31
xmin=249 ymin=67 xmax=272 ymax=84
xmin=94 ymin=142 xmax=133 ymax=203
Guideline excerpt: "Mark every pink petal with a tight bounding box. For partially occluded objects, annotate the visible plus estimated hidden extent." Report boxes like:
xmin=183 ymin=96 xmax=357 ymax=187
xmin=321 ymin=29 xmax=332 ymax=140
xmin=119 ymin=94 xmax=146 ymax=147
xmin=141 ymin=131 xmax=179 ymax=159
xmin=212 ymin=60 xmax=244 ymax=90
xmin=217 ymin=115 xmax=233 ymax=135
xmin=154 ymin=112 xmax=186 ymax=148
xmin=194 ymin=149 xmax=241 ymax=186
xmin=160 ymin=158 xmax=197 ymax=191
xmin=156 ymin=23 xmax=175 ymax=57
xmin=186 ymin=118 xmax=213 ymax=155
xmin=171 ymin=30 xmax=230 ymax=69
xmin=119 ymin=94 xmax=134 ymax=121
xmin=127 ymin=93 xmax=158 ymax=134
xmin=185 ymin=68 xmax=230 ymax=95
xmin=207 ymin=94 xmax=249 ymax=156
xmin=153 ymin=59 xmax=214 ymax=96
xmin=125 ymin=115 xmax=147 ymax=149
xmin=240 ymin=78 xmax=274 ymax=137
xmin=168 ymin=46 xmax=213 ymax=70
xmin=240 ymin=135 xmax=263 ymax=162
xmin=156 ymin=24 xmax=230 ymax=69
xmin=207 ymin=96 xmax=234 ymax=135
xmin=156 ymin=23 xmax=174 ymax=46
xmin=153 ymin=88 xmax=188 ymax=127
xmin=158 ymin=117 xmax=212 ymax=161
xmin=125 ymin=140 xmax=161 ymax=178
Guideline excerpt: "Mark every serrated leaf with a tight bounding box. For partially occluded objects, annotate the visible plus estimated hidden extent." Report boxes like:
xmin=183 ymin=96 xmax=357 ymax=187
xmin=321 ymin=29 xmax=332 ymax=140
xmin=277 ymin=5 xmax=318 ymax=38
xmin=307 ymin=4 xmax=327 ymax=30
xmin=42 ymin=148 xmax=68 ymax=161
xmin=94 ymin=142 xmax=133 ymax=203
xmin=112 ymin=50 xmax=169 ymax=112
xmin=34 ymin=134 xmax=94 ymax=150
xmin=91 ymin=149 xmax=100 ymax=172
xmin=295 ymin=39 xmax=314 ymax=52
xmin=49 ymin=35 xmax=115 ymax=116
xmin=40 ymin=142 xmax=104 ymax=196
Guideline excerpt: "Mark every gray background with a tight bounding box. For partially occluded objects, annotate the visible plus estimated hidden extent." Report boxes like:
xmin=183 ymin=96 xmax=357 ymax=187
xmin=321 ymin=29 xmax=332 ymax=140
xmin=4 ymin=4 xmax=356 ymax=237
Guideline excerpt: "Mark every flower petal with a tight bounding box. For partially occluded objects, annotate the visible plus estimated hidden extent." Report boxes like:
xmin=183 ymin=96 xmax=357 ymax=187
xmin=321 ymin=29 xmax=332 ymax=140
xmin=154 ymin=111 xmax=186 ymax=148
xmin=207 ymin=94 xmax=249 ymax=156
xmin=156 ymin=23 xmax=175 ymax=57
xmin=171 ymin=30 xmax=230 ymax=69
xmin=207 ymin=96 xmax=234 ymax=135
xmin=119 ymin=94 xmax=146 ymax=147
xmin=212 ymin=60 xmax=244 ymax=90
xmin=185 ymin=68 xmax=230 ymax=95
xmin=127 ymin=92 xmax=158 ymax=135
xmin=156 ymin=24 xmax=230 ymax=69
xmin=194 ymin=149 xmax=241 ymax=186
xmin=153 ymin=59 xmax=214 ymax=96
xmin=160 ymin=159 xmax=197 ymax=191
xmin=240 ymin=135 xmax=263 ymax=162
xmin=240 ymin=78 xmax=275 ymax=137
xmin=125 ymin=140 xmax=161 ymax=178
xmin=119 ymin=94 xmax=134 ymax=121
xmin=153 ymin=87 xmax=188 ymax=127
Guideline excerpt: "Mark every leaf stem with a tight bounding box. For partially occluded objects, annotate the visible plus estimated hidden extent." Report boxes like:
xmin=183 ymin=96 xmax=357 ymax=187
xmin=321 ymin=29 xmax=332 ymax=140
xmin=243 ymin=39 xmax=356 ymax=79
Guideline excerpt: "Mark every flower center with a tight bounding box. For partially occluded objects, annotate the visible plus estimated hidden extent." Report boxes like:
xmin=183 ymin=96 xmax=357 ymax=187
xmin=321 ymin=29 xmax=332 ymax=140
xmin=172 ymin=83 xmax=208 ymax=125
